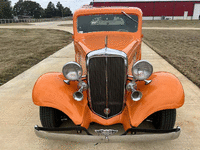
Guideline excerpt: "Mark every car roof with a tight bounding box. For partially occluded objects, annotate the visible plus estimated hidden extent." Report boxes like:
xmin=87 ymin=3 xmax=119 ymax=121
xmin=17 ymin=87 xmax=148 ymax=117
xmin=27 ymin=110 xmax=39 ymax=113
xmin=73 ymin=7 xmax=143 ymax=18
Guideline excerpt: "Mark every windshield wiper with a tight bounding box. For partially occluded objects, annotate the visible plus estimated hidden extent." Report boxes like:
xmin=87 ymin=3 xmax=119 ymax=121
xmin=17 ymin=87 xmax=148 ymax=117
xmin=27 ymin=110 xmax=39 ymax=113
xmin=122 ymin=11 xmax=138 ymax=24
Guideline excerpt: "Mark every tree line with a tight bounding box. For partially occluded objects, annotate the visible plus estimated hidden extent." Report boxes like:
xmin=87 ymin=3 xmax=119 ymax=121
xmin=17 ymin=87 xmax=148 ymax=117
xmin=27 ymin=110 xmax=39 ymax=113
xmin=0 ymin=0 xmax=72 ymax=19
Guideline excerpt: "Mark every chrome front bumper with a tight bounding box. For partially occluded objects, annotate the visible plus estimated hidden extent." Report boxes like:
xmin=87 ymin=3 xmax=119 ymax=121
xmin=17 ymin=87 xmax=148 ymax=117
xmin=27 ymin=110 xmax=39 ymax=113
xmin=34 ymin=125 xmax=181 ymax=143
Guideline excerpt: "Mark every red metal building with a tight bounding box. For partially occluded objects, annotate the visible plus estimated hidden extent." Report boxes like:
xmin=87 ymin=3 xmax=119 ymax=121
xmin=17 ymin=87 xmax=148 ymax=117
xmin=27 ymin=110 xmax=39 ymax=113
xmin=92 ymin=0 xmax=200 ymax=20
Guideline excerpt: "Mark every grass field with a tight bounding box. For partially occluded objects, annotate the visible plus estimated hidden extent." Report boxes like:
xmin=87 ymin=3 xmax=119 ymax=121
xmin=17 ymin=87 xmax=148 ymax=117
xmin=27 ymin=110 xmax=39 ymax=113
xmin=142 ymin=20 xmax=200 ymax=28
xmin=0 ymin=29 xmax=72 ymax=85
xmin=142 ymin=29 xmax=200 ymax=87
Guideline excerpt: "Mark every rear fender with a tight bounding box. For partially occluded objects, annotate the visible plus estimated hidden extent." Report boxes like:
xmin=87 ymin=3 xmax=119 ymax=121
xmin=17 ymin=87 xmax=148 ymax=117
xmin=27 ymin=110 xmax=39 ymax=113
xmin=32 ymin=72 xmax=88 ymax=125
xmin=126 ymin=72 xmax=184 ymax=127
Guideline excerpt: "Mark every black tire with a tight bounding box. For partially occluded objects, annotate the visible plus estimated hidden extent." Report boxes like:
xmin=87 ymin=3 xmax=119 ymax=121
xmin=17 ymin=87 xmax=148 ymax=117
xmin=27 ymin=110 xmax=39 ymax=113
xmin=152 ymin=109 xmax=176 ymax=129
xmin=40 ymin=106 xmax=63 ymax=128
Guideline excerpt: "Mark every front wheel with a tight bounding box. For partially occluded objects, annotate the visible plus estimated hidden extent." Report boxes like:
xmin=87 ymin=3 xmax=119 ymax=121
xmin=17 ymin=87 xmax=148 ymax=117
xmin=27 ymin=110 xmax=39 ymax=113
xmin=152 ymin=109 xmax=176 ymax=129
xmin=40 ymin=106 xmax=64 ymax=128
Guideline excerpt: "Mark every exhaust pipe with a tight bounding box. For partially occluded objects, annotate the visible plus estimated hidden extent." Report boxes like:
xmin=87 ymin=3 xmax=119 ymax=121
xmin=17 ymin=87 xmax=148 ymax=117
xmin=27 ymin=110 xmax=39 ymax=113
xmin=127 ymin=82 xmax=142 ymax=101
xmin=73 ymin=81 xmax=87 ymax=101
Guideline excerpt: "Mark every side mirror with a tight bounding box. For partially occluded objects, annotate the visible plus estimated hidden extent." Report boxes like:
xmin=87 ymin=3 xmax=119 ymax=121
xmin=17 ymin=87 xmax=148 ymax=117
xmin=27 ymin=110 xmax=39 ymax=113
xmin=141 ymin=34 xmax=144 ymax=38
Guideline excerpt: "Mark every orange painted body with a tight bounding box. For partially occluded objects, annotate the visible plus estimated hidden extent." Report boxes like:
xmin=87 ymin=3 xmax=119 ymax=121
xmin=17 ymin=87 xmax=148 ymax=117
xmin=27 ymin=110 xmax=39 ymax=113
xmin=33 ymin=72 xmax=184 ymax=130
xmin=32 ymin=7 xmax=184 ymax=131
xmin=73 ymin=7 xmax=142 ymax=75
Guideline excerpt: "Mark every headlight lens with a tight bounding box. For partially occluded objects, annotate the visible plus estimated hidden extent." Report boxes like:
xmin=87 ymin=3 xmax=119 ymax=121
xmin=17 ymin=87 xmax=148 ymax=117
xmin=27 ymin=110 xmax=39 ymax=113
xmin=62 ymin=62 xmax=82 ymax=80
xmin=132 ymin=60 xmax=153 ymax=80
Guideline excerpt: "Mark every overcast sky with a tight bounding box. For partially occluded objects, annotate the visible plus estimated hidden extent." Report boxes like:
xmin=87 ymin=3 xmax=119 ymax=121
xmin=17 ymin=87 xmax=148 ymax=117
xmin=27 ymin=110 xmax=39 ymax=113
xmin=10 ymin=0 xmax=92 ymax=13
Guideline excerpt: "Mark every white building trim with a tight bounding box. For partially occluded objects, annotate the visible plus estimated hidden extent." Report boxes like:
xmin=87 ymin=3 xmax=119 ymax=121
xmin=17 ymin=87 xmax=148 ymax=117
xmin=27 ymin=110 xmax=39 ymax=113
xmin=93 ymin=0 xmax=200 ymax=2
xmin=142 ymin=16 xmax=193 ymax=20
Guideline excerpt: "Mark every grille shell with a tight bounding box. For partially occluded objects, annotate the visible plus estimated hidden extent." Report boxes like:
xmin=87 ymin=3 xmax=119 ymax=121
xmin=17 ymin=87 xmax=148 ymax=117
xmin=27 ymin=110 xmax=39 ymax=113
xmin=87 ymin=48 xmax=127 ymax=119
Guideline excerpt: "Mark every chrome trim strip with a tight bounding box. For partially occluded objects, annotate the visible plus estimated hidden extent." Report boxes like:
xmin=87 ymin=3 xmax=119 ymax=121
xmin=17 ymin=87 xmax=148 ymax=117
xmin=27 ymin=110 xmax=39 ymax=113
xmin=86 ymin=48 xmax=128 ymax=65
xmin=34 ymin=127 xmax=181 ymax=143
xmin=105 ymin=56 xmax=108 ymax=111
xmin=86 ymin=48 xmax=128 ymax=119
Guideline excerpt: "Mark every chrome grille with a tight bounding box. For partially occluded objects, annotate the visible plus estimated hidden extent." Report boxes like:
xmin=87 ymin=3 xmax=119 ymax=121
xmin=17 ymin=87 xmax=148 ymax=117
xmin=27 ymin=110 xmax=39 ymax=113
xmin=87 ymin=48 xmax=127 ymax=119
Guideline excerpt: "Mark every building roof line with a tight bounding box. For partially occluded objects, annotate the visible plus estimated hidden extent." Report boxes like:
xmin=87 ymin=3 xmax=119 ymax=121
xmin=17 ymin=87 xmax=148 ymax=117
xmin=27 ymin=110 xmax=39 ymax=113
xmin=93 ymin=0 xmax=200 ymax=2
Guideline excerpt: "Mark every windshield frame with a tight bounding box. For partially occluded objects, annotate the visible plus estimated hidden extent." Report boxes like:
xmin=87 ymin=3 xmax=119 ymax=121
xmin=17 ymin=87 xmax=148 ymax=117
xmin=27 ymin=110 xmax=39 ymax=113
xmin=73 ymin=7 xmax=143 ymax=38
xmin=77 ymin=13 xmax=139 ymax=34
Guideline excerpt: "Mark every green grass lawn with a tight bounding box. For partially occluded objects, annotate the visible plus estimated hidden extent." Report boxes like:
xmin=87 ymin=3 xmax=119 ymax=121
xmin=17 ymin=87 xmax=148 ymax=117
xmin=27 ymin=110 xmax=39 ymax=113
xmin=0 ymin=29 xmax=72 ymax=85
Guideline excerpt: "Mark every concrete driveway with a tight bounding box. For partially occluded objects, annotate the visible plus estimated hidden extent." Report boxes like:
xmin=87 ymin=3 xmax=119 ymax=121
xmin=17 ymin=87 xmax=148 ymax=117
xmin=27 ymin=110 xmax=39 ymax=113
xmin=0 ymin=22 xmax=200 ymax=149
xmin=0 ymin=21 xmax=73 ymax=33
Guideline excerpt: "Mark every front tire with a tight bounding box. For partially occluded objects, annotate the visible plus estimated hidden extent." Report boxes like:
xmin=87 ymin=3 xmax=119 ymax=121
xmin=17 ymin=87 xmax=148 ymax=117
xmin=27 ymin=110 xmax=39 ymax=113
xmin=40 ymin=106 xmax=63 ymax=128
xmin=152 ymin=109 xmax=176 ymax=129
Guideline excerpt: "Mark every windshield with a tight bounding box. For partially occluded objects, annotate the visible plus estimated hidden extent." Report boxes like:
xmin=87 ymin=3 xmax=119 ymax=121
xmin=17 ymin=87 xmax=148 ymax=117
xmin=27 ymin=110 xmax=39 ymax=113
xmin=77 ymin=14 xmax=138 ymax=33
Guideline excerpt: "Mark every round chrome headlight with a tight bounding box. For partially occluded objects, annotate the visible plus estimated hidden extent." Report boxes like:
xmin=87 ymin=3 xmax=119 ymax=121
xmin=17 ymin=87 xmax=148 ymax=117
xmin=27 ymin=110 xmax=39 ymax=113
xmin=132 ymin=60 xmax=153 ymax=80
xmin=62 ymin=62 xmax=82 ymax=81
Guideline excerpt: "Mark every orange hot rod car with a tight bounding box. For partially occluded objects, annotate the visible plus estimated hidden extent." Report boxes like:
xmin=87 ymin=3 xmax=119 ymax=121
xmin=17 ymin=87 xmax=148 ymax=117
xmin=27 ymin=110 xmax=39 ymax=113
xmin=33 ymin=7 xmax=184 ymax=142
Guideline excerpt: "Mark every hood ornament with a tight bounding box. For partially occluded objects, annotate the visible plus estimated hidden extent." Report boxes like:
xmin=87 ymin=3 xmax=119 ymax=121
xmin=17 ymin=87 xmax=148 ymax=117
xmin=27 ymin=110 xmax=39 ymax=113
xmin=105 ymin=35 xmax=108 ymax=53
xmin=105 ymin=35 xmax=108 ymax=48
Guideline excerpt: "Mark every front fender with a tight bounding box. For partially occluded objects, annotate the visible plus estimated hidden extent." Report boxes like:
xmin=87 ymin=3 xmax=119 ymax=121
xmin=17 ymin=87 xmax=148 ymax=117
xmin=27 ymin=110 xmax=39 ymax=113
xmin=32 ymin=72 xmax=88 ymax=125
xmin=126 ymin=72 xmax=184 ymax=127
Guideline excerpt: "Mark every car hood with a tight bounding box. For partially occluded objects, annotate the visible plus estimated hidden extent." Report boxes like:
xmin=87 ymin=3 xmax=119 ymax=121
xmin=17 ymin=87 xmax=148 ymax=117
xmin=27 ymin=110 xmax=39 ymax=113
xmin=78 ymin=33 xmax=134 ymax=51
